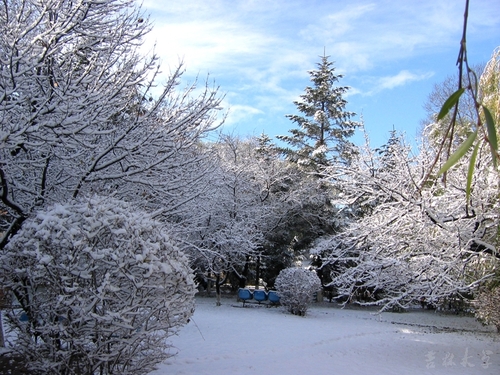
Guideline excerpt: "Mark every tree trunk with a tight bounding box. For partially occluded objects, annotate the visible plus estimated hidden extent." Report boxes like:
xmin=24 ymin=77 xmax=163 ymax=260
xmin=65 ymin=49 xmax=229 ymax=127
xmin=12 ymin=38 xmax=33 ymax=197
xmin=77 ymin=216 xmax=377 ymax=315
xmin=215 ymin=274 xmax=221 ymax=306
xmin=0 ymin=311 xmax=4 ymax=347
xmin=239 ymin=256 xmax=250 ymax=288
xmin=206 ymin=277 xmax=212 ymax=296
xmin=0 ymin=288 xmax=8 ymax=347
xmin=316 ymin=289 xmax=323 ymax=303
xmin=255 ymin=256 xmax=261 ymax=290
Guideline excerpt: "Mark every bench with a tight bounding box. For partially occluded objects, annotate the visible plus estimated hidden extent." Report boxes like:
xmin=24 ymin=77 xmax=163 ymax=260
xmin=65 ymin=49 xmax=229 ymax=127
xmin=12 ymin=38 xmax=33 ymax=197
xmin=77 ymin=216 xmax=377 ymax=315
xmin=237 ymin=288 xmax=280 ymax=307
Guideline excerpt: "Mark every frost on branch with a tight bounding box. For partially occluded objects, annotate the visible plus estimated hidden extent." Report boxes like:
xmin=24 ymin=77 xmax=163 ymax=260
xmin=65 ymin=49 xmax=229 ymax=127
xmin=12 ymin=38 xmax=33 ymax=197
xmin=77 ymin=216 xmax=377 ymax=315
xmin=0 ymin=196 xmax=195 ymax=375
xmin=0 ymin=0 xmax=224 ymax=248
xmin=475 ymin=285 xmax=500 ymax=332
xmin=275 ymin=267 xmax=321 ymax=316
xmin=312 ymin=131 xmax=498 ymax=312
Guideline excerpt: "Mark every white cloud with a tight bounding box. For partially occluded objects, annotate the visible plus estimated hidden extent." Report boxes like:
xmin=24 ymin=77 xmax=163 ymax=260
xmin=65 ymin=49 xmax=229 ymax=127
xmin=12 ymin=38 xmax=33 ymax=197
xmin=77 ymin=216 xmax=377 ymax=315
xmin=141 ymin=0 xmax=500 ymax=145
xmin=224 ymin=104 xmax=264 ymax=127
xmin=378 ymin=70 xmax=434 ymax=90
xmin=144 ymin=20 xmax=278 ymax=74
xmin=144 ymin=0 xmax=499 ymax=76
xmin=294 ymin=1 xmax=499 ymax=73
xmin=353 ymin=70 xmax=435 ymax=96
xmin=299 ymin=3 xmax=376 ymax=41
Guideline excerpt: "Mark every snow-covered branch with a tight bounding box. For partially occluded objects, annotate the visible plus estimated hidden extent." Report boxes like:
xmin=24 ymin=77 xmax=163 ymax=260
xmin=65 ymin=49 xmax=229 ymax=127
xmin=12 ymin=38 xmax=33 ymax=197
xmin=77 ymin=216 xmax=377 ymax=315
xmin=313 ymin=133 xmax=499 ymax=311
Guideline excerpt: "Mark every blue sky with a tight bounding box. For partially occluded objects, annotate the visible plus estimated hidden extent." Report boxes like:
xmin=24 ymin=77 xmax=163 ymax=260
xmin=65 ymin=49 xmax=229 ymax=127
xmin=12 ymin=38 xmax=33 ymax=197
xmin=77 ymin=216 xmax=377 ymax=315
xmin=142 ymin=0 xmax=500 ymax=148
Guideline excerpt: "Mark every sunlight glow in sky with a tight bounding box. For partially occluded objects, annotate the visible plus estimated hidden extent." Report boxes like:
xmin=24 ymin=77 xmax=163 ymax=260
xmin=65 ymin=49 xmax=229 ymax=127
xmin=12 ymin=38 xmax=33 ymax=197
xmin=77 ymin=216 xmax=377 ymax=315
xmin=142 ymin=0 xmax=500 ymax=148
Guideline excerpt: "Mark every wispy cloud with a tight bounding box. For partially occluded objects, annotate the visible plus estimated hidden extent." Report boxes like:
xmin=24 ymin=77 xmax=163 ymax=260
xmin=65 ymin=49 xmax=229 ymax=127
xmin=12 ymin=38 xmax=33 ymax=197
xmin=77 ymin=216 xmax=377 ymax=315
xmin=142 ymin=0 xmax=500 ymax=145
xmin=296 ymin=1 xmax=465 ymax=72
xmin=343 ymin=70 xmax=435 ymax=98
xmin=377 ymin=70 xmax=434 ymax=92
xmin=144 ymin=0 xmax=499 ymax=76
xmin=144 ymin=20 xmax=279 ymax=73
xmin=224 ymin=104 xmax=264 ymax=127
xmin=299 ymin=3 xmax=376 ymax=42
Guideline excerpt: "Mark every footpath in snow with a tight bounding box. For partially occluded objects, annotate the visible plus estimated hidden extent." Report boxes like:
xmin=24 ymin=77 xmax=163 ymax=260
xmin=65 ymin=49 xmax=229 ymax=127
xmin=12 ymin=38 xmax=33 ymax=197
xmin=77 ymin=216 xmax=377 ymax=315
xmin=152 ymin=296 xmax=500 ymax=375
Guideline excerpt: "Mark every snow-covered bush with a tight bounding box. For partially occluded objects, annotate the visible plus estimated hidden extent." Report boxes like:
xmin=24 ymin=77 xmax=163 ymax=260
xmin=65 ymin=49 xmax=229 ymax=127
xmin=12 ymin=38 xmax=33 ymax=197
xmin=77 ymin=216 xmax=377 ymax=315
xmin=275 ymin=267 xmax=321 ymax=316
xmin=0 ymin=196 xmax=196 ymax=375
xmin=475 ymin=285 xmax=500 ymax=332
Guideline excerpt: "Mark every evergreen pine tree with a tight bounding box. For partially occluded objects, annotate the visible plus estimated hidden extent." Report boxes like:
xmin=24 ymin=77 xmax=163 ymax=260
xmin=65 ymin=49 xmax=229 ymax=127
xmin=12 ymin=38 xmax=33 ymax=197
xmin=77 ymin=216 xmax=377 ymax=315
xmin=375 ymin=126 xmax=404 ymax=173
xmin=277 ymin=54 xmax=359 ymax=169
xmin=255 ymin=132 xmax=276 ymax=161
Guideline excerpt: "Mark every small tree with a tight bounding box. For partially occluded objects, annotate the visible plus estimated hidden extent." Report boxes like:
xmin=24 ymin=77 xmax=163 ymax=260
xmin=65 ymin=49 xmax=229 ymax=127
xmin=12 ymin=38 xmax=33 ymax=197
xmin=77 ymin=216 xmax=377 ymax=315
xmin=275 ymin=267 xmax=321 ymax=316
xmin=0 ymin=196 xmax=195 ymax=375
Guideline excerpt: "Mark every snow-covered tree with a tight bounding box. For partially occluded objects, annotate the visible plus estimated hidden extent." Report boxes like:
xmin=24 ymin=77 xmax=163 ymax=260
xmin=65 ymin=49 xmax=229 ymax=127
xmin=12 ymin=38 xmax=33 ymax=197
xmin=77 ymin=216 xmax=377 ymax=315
xmin=0 ymin=196 xmax=195 ymax=374
xmin=277 ymin=54 xmax=359 ymax=169
xmin=275 ymin=267 xmax=321 ymax=316
xmin=0 ymin=0 xmax=223 ymax=248
xmin=248 ymin=134 xmax=337 ymax=287
xmin=421 ymin=64 xmax=484 ymax=148
xmin=271 ymin=55 xmax=358 ymax=269
xmin=180 ymin=136 xmax=281 ymax=301
xmin=178 ymin=134 xmax=333 ymax=298
xmin=374 ymin=127 xmax=405 ymax=173
xmin=313 ymin=133 xmax=498 ymax=311
xmin=479 ymin=47 xmax=500 ymax=137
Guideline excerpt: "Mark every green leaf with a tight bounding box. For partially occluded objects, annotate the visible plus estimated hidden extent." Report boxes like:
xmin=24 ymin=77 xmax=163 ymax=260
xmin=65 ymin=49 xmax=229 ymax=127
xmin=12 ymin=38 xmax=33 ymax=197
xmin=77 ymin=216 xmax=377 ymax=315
xmin=483 ymin=105 xmax=498 ymax=167
xmin=466 ymin=142 xmax=480 ymax=203
xmin=437 ymin=88 xmax=465 ymax=121
xmin=437 ymin=130 xmax=477 ymax=176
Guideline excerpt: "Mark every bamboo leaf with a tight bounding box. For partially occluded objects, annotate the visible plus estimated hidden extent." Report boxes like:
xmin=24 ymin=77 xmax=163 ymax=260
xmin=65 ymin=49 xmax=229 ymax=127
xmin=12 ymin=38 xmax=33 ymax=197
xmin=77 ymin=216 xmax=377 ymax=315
xmin=437 ymin=88 xmax=465 ymax=121
xmin=483 ymin=105 xmax=498 ymax=167
xmin=437 ymin=130 xmax=477 ymax=176
xmin=466 ymin=142 xmax=480 ymax=203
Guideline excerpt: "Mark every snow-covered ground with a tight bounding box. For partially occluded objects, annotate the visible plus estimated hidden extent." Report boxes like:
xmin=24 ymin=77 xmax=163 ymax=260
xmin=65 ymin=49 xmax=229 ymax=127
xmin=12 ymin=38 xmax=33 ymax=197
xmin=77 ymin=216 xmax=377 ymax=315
xmin=152 ymin=296 xmax=500 ymax=375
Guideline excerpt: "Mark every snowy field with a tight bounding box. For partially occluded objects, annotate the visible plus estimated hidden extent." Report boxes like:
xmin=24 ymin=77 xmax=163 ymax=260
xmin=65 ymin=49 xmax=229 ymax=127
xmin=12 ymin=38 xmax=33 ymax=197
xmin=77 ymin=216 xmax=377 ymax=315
xmin=152 ymin=296 xmax=500 ymax=375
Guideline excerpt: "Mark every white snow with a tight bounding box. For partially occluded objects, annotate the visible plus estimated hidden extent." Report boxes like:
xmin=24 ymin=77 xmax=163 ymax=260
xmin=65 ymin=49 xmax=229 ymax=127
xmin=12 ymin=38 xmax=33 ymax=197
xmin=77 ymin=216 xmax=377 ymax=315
xmin=152 ymin=296 xmax=500 ymax=375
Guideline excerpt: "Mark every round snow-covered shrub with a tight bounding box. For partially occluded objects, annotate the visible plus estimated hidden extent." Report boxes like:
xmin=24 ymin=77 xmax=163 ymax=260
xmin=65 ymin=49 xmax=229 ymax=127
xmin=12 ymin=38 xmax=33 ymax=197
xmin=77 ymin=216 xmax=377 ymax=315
xmin=275 ymin=267 xmax=321 ymax=316
xmin=0 ymin=196 xmax=195 ymax=375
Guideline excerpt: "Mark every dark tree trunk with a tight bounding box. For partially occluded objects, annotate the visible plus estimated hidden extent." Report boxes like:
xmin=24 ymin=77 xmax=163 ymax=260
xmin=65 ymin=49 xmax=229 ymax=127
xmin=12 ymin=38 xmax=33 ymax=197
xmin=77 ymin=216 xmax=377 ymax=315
xmin=255 ymin=256 xmax=261 ymax=290
xmin=239 ymin=255 xmax=251 ymax=288
xmin=216 ymin=273 xmax=221 ymax=306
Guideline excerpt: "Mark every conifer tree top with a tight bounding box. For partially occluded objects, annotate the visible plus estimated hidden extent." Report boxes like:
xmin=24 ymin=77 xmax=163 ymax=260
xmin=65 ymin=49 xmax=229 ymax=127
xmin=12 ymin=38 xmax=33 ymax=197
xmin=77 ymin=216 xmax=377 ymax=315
xmin=277 ymin=54 xmax=359 ymax=169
